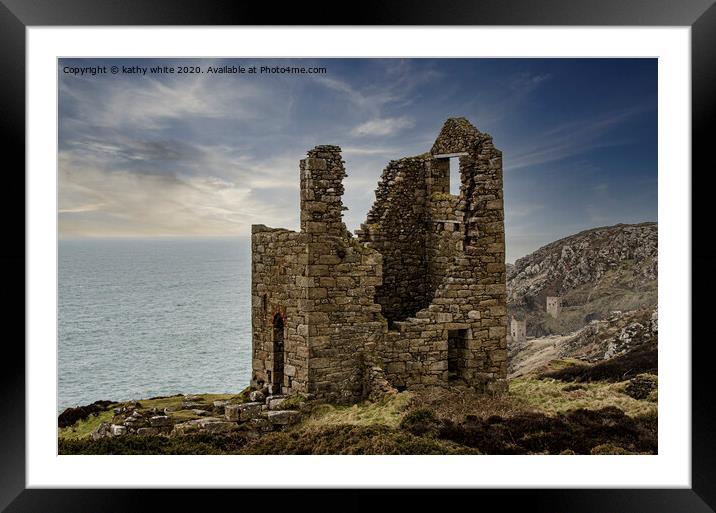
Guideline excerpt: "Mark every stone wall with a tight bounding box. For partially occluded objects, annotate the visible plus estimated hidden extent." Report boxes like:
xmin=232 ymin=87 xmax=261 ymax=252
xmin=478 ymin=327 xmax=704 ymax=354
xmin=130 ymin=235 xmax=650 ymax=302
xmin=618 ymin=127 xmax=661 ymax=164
xmin=426 ymin=193 xmax=462 ymax=299
xmin=251 ymin=226 xmax=308 ymax=395
xmin=358 ymin=117 xmax=508 ymax=392
xmin=358 ymin=156 xmax=430 ymax=324
xmin=300 ymin=147 xmax=386 ymax=403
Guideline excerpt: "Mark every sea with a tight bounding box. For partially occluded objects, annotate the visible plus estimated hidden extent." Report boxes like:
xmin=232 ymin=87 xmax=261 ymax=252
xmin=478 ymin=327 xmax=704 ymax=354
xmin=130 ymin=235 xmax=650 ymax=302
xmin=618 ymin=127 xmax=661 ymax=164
xmin=58 ymin=238 xmax=252 ymax=412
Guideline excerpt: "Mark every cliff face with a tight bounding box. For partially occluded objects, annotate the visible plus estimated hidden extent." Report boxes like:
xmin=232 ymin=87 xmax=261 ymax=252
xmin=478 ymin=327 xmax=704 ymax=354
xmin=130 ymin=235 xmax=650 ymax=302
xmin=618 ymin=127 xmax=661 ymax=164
xmin=507 ymin=222 xmax=657 ymax=337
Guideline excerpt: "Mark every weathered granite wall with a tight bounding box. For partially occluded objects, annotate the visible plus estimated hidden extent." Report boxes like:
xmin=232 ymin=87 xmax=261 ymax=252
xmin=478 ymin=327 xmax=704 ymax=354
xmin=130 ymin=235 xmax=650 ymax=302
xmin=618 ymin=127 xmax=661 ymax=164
xmin=300 ymin=147 xmax=386 ymax=403
xmin=358 ymin=117 xmax=508 ymax=391
xmin=358 ymin=156 xmax=430 ymax=324
xmin=251 ymin=227 xmax=308 ymax=395
xmin=426 ymin=192 xmax=462 ymax=298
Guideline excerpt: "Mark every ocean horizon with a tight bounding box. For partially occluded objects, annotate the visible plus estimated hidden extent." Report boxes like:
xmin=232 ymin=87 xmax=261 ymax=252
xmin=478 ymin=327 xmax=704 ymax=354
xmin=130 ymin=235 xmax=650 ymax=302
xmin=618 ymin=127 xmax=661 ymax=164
xmin=58 ymin=237 xmax=253 ymax=412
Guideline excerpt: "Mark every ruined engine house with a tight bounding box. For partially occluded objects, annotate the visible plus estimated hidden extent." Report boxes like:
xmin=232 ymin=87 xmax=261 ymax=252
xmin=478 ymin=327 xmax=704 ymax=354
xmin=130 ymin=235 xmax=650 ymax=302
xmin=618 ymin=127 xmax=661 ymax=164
xmin=251 ymin=117 xmax=508 ymax=403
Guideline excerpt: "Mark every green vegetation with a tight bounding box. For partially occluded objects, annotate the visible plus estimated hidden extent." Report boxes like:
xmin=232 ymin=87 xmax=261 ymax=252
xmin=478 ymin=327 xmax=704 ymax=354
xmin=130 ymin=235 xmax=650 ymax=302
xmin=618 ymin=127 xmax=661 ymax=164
xmin=58 ymin=367 xmax=658 ymax=455
xmin=302 ymin=392 xmax=413 ymax=429
xmin=59 ymin=432 xmax=248 ymax=455
xmin=238 ymin=424 xmax=475 ymax=455
xmin=509 ymin=376 xmax=657 ymax=418
xmin=59 ymin=409 xmax=115 ymax=440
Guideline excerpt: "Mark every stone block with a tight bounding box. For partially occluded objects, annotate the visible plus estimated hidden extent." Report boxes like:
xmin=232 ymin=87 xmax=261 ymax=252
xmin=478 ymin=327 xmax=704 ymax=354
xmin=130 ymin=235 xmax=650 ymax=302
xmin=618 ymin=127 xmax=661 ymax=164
xmin=149 ymin=415 xmax=173 ymax=427
xmin=201 ymin=420 xmax=239 ymax=433
xmin=268 ymin=397 xmax=288 ymax=410
xmin=436 ymin=313 xmax=453 ymax=323
xmin=267 ymin=410 xmax=299 ymax=425
xmin=224 ymin=404 xmax=241 ymax=421
xmin=242 ymin=402 xmax=265 ymax=420
xmin=489 ymin=326 xmax=506 ymax=337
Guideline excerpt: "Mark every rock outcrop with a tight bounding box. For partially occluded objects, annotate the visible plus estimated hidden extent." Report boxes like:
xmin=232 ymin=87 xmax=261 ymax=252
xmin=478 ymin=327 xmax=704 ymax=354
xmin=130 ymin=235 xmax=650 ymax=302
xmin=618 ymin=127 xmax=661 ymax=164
xmin=507 ymin=222 xmax=657 ymax=337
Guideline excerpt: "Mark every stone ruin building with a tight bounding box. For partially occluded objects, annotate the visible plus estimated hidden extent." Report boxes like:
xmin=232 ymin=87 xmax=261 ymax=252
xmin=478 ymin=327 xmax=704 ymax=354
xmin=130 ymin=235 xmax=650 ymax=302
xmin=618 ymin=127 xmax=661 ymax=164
xmin=546 ymin=296 xmax=562 ymax=318
xmin=510 ymin=317 xmax=527 ymax=344
xmin=251 ymin=117 xmax=507 ymax=404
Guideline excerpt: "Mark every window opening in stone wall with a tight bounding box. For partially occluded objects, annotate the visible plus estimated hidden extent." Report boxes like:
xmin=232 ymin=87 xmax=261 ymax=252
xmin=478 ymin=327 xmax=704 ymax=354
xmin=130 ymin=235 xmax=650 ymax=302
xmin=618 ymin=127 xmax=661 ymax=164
xmin=447 ymin=329 xmax=467 ymax=381
xmin=272 ymin=313 xmax=285 ymax=393
xmin=449 ymin=157 xmax=461 ymax=196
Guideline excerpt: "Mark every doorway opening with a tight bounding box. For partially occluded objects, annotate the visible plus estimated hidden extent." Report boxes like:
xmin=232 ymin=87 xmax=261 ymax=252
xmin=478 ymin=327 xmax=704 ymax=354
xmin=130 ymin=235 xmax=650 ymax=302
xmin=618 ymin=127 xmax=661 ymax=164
xmin=447 ymin=329 xmax=467 ymax=382
xmin=272 ymin=313 xmax=285 ymax=393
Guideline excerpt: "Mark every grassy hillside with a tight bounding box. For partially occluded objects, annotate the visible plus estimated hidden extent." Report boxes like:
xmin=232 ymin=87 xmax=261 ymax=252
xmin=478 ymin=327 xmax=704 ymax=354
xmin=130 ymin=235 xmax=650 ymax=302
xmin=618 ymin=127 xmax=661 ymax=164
xmin=58 ymin=364 xmax=657 ymax=455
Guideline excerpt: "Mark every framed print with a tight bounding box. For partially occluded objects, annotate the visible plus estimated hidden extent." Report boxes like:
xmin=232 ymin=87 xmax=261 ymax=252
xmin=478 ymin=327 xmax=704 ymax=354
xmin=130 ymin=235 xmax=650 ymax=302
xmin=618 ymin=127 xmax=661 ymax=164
xmin=3 ymin=0 xmax=715 ymax=511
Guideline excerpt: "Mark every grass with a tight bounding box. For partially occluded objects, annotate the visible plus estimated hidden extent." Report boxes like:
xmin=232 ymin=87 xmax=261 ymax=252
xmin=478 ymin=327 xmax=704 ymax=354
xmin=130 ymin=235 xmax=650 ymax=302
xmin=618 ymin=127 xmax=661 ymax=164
xmin=509 ymin=375 xmax=657 ymax=418
xmin=58 ymin=373 xmax=658 ymax=455
xmin=58 ymin=409 xmax=116 ymax=440
xmin=301 ymin=392 xmax=414 ymax=429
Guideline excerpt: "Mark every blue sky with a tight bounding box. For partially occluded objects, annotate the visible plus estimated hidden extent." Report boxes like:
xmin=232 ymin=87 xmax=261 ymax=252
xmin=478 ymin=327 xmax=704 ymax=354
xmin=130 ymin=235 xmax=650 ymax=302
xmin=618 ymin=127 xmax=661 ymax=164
xmin=58 ymin=58 xmax=657 ymax=262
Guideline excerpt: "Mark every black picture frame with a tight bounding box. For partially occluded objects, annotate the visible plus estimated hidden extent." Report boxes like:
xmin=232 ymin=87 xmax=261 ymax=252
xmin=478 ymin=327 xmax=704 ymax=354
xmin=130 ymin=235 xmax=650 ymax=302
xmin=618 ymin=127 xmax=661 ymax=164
xmin=3 ymin=1 xmax=713 ymax=511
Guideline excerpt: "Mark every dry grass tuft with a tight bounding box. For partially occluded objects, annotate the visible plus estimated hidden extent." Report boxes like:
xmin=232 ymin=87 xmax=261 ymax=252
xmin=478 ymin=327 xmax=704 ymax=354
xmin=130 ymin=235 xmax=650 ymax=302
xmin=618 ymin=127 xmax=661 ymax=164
xmin=301 ymin=392 xmax=414 ymax=429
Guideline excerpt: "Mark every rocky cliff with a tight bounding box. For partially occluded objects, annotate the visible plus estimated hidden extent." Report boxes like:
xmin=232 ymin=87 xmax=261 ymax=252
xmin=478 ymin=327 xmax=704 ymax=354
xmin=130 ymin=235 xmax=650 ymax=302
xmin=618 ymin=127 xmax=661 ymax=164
xmin=507 ymin=222 xmax=657 ymax=336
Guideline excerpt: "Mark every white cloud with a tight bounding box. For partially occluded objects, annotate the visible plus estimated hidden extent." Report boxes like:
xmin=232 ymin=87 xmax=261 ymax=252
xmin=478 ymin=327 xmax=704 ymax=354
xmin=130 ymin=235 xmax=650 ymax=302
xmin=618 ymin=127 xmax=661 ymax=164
xmin=350 ymin=117 xmax=414 ymax=137
xmin=58 ymin=150 xmax=299 ymax=237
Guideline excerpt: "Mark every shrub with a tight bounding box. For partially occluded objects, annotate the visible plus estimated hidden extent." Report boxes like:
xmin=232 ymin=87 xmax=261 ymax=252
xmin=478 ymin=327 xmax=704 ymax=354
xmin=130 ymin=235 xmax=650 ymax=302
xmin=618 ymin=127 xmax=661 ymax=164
xmin=540 ymin=345 xmax=657 ymax=383
xmin=58 ymin=400 xmax=115 ymax=428
xmin=399 ymin=407 xmax=439 ymax=436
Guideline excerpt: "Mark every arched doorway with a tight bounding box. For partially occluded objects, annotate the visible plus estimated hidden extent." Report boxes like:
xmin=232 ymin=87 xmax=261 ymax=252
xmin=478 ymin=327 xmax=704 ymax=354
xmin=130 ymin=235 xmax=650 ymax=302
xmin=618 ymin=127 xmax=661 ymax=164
xmin=272 ymin=313 xmax=285 ymax=394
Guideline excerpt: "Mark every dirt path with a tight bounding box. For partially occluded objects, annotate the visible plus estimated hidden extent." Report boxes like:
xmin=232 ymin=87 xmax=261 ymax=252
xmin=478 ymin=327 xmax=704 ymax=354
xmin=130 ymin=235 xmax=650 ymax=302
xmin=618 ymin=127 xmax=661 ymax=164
xmin=508 ymin=334 xmax=574 ymax=378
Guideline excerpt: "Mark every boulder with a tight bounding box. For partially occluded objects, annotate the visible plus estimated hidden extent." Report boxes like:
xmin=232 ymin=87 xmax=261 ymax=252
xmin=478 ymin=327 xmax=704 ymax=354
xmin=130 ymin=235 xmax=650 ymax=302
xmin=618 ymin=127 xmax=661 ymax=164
xmin=91 ymin=422 xmax=111 ymax=440
xmin=123 ymin=416 xmax=147 ymax=428
xmin=249 ymin=390 xmax=265 ymax=403
xmin=110 ymin=424 xmax=127 ymax=436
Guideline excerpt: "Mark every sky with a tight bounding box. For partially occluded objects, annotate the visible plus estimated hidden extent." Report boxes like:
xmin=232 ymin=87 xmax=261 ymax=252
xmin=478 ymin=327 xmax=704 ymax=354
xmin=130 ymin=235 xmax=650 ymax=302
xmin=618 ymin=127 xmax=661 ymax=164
xmin=58 ymin=58 xmax=657 ymax=262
